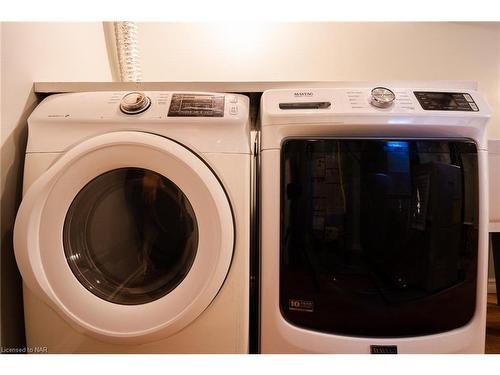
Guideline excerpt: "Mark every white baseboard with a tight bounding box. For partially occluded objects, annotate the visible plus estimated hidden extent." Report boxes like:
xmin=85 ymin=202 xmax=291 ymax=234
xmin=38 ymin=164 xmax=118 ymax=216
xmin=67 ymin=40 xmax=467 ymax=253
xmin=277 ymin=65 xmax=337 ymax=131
xmin=488 ymin=278 xmax=497 ymax=294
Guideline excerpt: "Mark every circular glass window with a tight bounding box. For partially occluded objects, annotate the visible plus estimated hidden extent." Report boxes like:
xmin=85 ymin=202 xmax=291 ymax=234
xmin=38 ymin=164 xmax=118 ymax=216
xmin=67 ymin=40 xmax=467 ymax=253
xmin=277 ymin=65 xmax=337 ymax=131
xmin=63 ymin=168 xmax=198 ymax=305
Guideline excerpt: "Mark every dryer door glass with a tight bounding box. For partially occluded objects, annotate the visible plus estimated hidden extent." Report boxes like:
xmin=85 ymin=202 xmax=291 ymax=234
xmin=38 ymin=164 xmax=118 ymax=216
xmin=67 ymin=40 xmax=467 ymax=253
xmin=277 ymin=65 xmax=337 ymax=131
xmin=63 ymin=167 xmax=198 ymax=305
xmin=280 ymin=139 xmax=479 ymax=337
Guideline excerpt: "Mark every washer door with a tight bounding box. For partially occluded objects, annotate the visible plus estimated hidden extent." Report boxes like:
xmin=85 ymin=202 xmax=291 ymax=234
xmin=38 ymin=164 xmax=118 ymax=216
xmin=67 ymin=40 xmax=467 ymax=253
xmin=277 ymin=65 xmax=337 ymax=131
xmin=14 ymin=131 xmax=234 ymax=344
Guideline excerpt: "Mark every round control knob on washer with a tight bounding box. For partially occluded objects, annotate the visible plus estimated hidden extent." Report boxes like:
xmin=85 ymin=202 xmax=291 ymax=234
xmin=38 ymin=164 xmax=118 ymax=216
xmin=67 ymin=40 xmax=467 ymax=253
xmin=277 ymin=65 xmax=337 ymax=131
xmin=370 ymin=87 xmax=396 ymax=108
xmin=120 ymin=92 xmax=151 ymax=114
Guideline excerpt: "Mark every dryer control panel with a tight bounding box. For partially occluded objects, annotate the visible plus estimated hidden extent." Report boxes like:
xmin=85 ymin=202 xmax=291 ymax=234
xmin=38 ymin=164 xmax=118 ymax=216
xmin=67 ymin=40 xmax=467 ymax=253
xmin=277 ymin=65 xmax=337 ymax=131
xmin=262 ymin=86 xmax=490 ymax=119
xmin=414 ymin=91 xmax=479 ymax=111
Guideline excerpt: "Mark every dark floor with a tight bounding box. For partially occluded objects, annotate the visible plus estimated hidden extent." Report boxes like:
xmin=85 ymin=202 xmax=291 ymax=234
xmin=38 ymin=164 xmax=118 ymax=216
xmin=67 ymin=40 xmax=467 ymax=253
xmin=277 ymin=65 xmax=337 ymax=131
xmin=486 ymin=294 xmax=500 ymax=353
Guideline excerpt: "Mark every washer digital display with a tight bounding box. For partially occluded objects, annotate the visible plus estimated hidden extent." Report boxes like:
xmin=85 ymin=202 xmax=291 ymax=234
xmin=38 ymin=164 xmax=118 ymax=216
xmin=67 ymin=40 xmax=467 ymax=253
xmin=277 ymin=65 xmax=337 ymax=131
xmin=168 ymin=94 xmax=225 ymax=117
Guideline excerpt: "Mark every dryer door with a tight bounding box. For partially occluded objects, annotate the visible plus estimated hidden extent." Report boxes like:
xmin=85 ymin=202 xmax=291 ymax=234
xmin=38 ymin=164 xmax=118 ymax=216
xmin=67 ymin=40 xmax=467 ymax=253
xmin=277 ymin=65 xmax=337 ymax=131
xmin=280 ymin=139 xmax=479 ymax=338
xmin=14 ymin=131 xmax=234 ymax=344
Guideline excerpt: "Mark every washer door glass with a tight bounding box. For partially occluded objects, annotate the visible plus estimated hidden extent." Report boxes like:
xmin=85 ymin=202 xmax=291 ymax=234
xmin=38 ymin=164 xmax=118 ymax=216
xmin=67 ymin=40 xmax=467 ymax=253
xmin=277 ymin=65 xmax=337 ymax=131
xmin=63 ymin=167 xmax=198 ymax=305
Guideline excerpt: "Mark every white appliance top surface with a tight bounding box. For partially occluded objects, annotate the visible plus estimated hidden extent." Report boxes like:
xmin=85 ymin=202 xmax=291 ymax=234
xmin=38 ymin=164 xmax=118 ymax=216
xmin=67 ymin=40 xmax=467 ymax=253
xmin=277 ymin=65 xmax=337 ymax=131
xmin=27 ymin=91 xmax=251 ymax=154
xmin=33 ymin=80 xmax=479 ymax=94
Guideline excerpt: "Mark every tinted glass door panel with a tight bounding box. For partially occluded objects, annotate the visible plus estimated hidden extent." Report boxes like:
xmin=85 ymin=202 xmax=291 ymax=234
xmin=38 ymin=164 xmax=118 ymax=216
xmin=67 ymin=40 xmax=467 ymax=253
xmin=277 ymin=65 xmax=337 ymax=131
xmin=280 ymin=139 xmax=478 ymax=337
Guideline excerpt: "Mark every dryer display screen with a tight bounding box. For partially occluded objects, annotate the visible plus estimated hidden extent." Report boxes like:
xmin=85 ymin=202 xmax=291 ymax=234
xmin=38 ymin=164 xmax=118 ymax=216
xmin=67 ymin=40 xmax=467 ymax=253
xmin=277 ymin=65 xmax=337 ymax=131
xmin=168 ymin=94 xmax=225 ymax=117
xmin=414 ymin=91 xmax=479 ymax=111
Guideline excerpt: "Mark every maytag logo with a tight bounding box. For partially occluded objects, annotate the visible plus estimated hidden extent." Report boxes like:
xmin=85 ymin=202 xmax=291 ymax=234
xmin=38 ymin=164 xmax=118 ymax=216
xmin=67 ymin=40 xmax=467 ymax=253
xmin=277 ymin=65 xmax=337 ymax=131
xmin=294 ymin=92 xmax=314 ymax=97
xmin=370 ymin=345 xmax=398 ymax=354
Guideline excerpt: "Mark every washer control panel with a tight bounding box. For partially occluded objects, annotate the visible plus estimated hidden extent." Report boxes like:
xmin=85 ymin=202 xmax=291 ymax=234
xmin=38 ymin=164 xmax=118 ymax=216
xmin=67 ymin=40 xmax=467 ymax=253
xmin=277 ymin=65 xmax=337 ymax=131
xmin=120 ymin=92 xmax=152 ymax=115
xmin=414 ymin=91 xmax=479 ymax=111
xmin=112 ymin=92 xmax=244 ymax=118
xmin=168 ymin=93 xmax=225 ymax=117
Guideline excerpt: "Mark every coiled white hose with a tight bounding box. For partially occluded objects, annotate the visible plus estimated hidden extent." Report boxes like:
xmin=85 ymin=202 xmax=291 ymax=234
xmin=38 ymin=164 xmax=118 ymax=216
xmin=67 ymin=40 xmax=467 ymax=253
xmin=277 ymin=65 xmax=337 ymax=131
xmin=114 ymin=22 xmax=142 ymax=82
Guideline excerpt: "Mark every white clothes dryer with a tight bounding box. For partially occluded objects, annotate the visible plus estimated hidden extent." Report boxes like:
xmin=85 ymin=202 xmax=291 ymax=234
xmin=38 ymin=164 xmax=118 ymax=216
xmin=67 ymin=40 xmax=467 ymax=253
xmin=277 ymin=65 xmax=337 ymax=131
xmin=14 ymin=91 xmax=251 ymax=353
xmin=259 ymin=85 xmax=490 ymax=353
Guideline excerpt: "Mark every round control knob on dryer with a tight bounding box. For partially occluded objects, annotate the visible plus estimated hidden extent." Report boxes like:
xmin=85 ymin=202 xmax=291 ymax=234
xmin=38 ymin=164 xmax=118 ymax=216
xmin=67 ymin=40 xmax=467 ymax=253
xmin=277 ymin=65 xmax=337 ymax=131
xmin=120 ymin=92 xmax=151 ymax=114
xmin=370 ymin=87 xmax=395 ymax=108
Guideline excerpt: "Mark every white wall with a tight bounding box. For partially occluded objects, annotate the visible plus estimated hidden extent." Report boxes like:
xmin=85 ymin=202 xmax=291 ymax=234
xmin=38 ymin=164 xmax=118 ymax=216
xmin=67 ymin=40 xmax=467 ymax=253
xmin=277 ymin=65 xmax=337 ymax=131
xmin=138 ymin=22 xmax=500 ymax=138
xmin=0 ymin=22 xmax=112 ymax=348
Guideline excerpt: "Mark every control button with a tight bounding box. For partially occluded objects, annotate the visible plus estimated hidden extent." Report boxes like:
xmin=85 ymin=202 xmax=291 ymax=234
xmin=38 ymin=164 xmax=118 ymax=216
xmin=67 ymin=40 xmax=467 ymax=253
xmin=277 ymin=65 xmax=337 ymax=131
xmin=463 ymin=94 xmax=474 ymax=102
xmin=229 ymin=105 xmax=238 ymax=115
xmin=370 ymin=87 xmax=395 ymax=108
xmin=470 ymin=103 xmax=479 ymax=111
xmin=120 ymin=92 xmax=151 ymax=115
xmin=229 ymin=96 xmax=238 ymax=103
